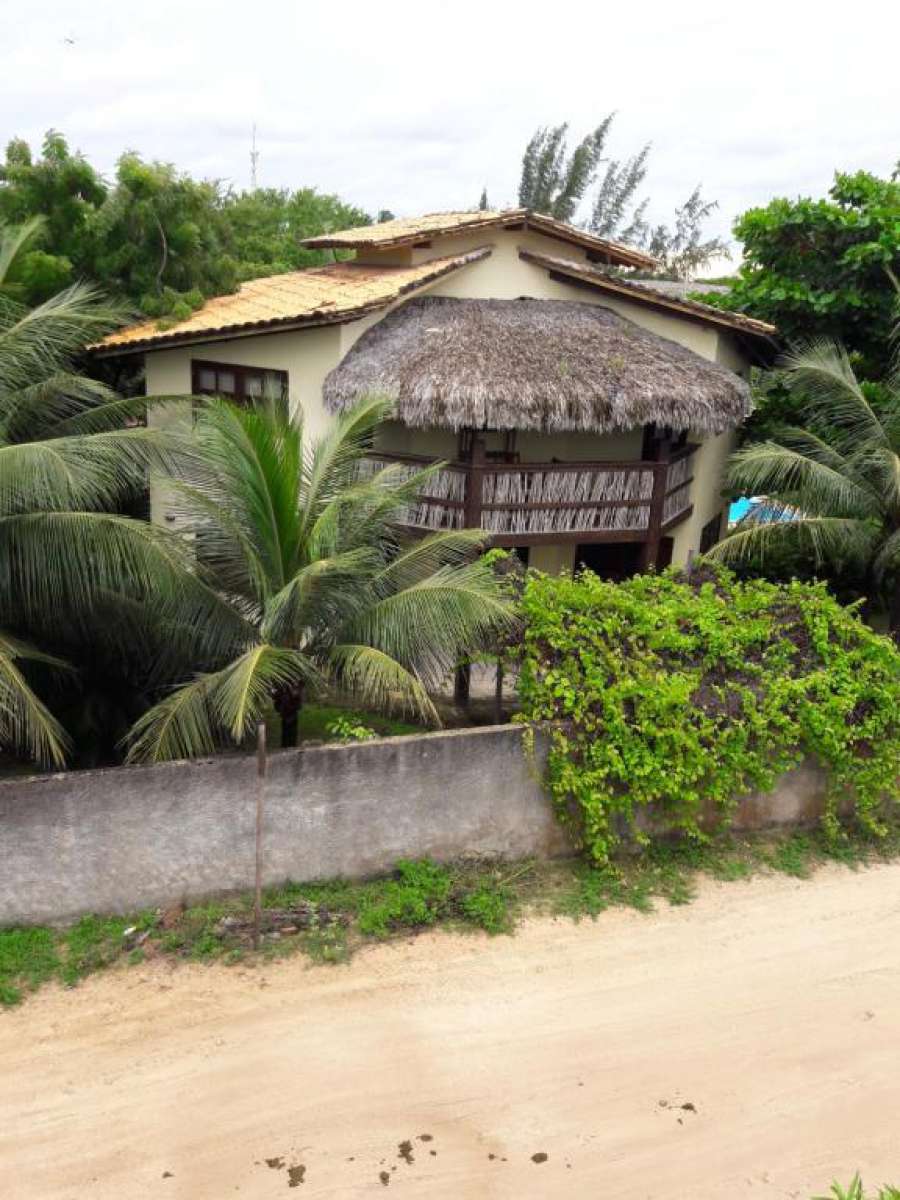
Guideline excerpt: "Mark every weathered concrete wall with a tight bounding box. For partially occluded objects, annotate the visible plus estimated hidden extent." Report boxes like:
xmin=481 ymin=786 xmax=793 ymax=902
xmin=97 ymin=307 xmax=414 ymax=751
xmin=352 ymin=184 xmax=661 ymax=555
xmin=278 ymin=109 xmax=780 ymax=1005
xmin=0 ymin=725 xmax=832 ymax=927
xmin=0 ymin=726 xmax=562 ymax=926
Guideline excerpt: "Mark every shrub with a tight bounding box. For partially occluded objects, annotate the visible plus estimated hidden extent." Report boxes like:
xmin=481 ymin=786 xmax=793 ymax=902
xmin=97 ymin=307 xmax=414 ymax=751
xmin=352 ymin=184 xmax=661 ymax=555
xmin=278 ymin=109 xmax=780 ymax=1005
xmin=357 ymin=859 xmax=453 ymax=937
xmin=518 ymin=566 xmax=900 ymax=864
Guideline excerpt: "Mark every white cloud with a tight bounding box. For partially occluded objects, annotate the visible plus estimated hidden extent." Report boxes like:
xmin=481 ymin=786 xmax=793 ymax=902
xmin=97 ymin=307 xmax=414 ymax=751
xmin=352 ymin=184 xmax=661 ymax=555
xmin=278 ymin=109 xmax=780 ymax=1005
xmin=3 ymin=0 xmax=898 ymax=256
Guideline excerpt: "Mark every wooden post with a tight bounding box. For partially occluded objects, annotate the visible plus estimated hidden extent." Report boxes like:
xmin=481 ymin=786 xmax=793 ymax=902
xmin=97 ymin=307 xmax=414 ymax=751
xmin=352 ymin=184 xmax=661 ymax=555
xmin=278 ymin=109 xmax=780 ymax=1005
xmin=455 ymin=432 xmax=485 ymax=708
xmin=639 ymin=435 xmax=672 ymax=572
xmin=252 ymin=722 xmax=267 ymax=951
xmin=463 ymin=433 xmax=485 ymax=531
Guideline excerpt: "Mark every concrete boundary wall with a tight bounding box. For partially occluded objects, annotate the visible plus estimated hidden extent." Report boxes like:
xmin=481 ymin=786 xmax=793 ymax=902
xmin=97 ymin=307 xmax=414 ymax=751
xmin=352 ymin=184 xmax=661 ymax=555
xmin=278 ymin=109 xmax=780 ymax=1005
xmin=0 ymin=725 xmax=829 ymax=926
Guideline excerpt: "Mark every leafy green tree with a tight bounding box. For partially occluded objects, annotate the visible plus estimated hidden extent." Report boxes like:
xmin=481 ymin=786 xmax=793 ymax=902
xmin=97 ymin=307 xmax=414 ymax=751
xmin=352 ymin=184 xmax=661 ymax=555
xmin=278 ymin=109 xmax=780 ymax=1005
xmin=222 ymin=186 xmax=370 ymax=277
xmin=91 ymin=153 xmax=238 ymax=319
xmin=1 ymin=131 xmax=376 ymax=318
xmin=126 ymin=396 xmax=514 ymax=761
xmin=0 ymin=221 xmax=190 ymax=765
xmin=0 ymin=132 xmax=106 ymax=303
xmin=708 ymin=340 xmax=900 ymax=636
xmin=695 ymin=171 xmax=900 ymax=380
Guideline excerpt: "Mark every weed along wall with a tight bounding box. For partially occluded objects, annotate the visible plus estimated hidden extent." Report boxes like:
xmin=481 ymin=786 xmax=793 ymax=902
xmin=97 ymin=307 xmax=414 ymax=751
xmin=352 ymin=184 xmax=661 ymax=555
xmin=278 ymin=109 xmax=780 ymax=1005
xmin=1 ymin=724 xmax=833 ymax=927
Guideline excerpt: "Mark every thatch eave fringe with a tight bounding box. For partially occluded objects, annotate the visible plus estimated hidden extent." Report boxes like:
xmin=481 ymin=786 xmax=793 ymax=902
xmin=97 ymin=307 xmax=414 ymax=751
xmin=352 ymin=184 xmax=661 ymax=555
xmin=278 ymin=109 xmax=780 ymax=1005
xmin=324 ymin=297 xmax=752 ymax=435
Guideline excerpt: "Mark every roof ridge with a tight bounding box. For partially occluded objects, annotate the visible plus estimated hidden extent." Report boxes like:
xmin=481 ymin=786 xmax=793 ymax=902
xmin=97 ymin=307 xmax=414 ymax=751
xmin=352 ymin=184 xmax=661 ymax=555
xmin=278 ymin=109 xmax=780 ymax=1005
xmin=518 ymin=247 xmax=777 ymax=341
xmin=301 ymin=209 xmax=657 ymax=270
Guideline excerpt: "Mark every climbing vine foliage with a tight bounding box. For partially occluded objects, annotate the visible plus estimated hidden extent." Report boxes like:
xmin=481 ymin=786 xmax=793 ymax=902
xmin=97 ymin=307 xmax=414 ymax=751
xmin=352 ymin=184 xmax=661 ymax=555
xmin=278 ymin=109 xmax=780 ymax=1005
xmin=517 ymin=567 xmax=900 ymax=865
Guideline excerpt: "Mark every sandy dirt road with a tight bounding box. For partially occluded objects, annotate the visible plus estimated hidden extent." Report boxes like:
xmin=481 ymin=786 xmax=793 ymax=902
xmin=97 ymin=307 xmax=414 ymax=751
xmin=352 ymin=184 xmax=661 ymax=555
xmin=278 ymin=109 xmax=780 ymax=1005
xmin=2 ymin=863 xmax=900 ymax=1199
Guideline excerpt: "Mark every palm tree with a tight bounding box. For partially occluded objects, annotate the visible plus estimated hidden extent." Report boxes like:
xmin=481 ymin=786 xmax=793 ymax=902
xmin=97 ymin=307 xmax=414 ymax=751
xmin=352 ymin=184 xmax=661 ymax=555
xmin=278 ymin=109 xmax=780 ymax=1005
xmin=126 ymin=395 xmax=514 ymax=762
xmin=708 ymin=340 xmax=900 ymax=635
xmin=0 ymin=220 xmax=191 ymax=766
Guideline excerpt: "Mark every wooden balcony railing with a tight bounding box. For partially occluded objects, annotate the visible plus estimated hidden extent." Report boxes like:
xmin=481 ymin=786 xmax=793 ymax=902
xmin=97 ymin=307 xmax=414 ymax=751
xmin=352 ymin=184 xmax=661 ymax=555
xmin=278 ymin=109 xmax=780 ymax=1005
xmin=361 ymin=445 xmax=696 ymax=549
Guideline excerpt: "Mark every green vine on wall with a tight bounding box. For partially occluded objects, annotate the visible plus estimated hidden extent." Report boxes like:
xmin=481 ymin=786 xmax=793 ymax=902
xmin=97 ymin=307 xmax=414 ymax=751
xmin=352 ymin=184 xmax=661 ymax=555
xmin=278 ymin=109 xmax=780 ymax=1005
xmin=517 ymin=565 xmax=900 ymax=865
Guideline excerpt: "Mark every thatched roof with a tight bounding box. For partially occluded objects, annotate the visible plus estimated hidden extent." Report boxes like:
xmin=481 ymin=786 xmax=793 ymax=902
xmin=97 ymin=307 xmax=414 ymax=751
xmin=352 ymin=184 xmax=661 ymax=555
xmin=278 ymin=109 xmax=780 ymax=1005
xmin=323 ymin=297 xmax=753 ymax=434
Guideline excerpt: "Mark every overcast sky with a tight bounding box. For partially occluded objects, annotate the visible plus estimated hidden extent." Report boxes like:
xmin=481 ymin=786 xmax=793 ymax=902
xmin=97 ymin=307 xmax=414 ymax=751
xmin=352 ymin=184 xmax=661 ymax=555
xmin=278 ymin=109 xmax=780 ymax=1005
xmin=4 ymin=0 xmax=898 ymax=271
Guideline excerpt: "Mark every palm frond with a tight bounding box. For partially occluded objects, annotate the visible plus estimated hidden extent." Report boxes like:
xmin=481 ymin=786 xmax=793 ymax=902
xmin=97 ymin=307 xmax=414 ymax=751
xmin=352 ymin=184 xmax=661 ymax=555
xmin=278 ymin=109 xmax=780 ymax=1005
xmin=350 ymin=562 xmax=515 ymax=688
xmin=0 ymin=630 xmax=71 ymax=767
xmin=0 ymin=427 xmax=186 ymax=517
xmin=372 ymin=529 xmax=488 ymax=593
xmin=328 ymin=643 xmax=438 ymax=725
xmin=261 ymin=548 xmax=382 ymax=646
xmin=0 ymin=372 xmax=123 ymax=443
xmin=0 ymin=282 xmax=129 ymax=397
xmin=213 ymin=644 xmax=318 ymax=741
xmin=0 ymin=217 xmax=45 ymax=290
xmin=185 ymin=399 xmax=305 ymax=595
xmin=300 ymin=394 xmax=393 ymax=528
xmin=126 ymin=644 xmax=317 ymax=762
xmin=727 ymin=440 xmax=880 ymax=520
xmin=706 ymin=515 xmax=878 ymax=571
xmin=872 ymin=527 xmax=900 ymax=585
xmin=124 ymin=672 xmax=220 ymax=763
xmin=0 ymin=511 xmax=196 ymax=617
xmin=780 ymin=339 xmax=885 ymax=452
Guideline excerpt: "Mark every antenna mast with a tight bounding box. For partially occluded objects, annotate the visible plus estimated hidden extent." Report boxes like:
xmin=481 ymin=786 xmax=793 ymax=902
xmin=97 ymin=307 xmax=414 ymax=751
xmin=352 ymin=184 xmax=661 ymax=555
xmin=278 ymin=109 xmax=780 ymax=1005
xmin=250 ymin=123 xmax=259 ymax=190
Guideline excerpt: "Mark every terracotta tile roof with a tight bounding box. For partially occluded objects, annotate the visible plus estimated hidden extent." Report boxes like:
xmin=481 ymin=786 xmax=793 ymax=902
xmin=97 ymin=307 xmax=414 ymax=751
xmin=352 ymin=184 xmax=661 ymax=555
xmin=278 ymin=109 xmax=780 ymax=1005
xmin=518 ymin=248 xmax=779 ymax=344
xmin=93 ymin=247 xmax=492 ymax=354
xmin=302 ymin=209 xmax=658 ymax=270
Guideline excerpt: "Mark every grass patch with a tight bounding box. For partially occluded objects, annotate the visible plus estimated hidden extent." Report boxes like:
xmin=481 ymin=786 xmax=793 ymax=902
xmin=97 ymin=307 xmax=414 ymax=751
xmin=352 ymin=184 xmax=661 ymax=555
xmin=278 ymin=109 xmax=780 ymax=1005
xmin=295 ymin=704 xmax=422 ymax=744
xmin=4 ymin=822 xmax=900 ymax=1008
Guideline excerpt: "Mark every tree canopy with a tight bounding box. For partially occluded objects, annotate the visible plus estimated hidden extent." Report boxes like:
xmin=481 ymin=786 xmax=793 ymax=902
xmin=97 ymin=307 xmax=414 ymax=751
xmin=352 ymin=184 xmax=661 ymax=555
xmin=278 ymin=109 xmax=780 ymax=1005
xmin=0 ymin=131 xmax=373 ymax=319
xmin=694 ymin=170 xmax=900 ymax=381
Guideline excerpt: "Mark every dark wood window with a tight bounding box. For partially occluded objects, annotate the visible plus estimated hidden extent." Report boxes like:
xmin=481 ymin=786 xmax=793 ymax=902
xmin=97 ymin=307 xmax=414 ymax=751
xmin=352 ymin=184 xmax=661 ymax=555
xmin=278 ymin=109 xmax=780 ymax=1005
xmin=699 ymin=512 xmax=724 ymax=554
xmin=191 ymin=360 xmax=288 ymax=405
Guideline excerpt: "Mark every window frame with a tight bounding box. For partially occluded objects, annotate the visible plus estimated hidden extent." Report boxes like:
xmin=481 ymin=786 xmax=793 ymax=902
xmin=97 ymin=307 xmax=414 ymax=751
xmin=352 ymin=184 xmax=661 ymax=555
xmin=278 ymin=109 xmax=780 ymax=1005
xmin=191 ymin=359 xmax=289 ymax=405
xmin=698 ymin=512 xmax=725 ymax=554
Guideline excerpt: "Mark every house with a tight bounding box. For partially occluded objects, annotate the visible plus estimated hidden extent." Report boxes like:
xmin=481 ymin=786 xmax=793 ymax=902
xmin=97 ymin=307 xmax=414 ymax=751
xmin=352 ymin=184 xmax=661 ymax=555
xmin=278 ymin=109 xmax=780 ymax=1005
xmin=95 ymin=209 xmax=777 ymax=577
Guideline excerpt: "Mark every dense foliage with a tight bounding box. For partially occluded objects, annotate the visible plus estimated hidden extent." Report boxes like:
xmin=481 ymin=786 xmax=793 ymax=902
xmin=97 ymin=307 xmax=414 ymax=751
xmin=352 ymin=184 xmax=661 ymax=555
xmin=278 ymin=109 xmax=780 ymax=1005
xmin=0 ymin=131 xmax=371 ymax=317
xmin=126 ymin=395 xmax=512 ymax=762
xmin=0 ymin=221 xmax=192 ymax=766
xmin=712 ymin=340 xmax=900 ymax=634
xmin=517 ymin=117 xmax=726 ymax=276
xmin=517 ymin=567 xmax=900 ymax=865
xmin=694 ymin=170 xmax=900 ymax=382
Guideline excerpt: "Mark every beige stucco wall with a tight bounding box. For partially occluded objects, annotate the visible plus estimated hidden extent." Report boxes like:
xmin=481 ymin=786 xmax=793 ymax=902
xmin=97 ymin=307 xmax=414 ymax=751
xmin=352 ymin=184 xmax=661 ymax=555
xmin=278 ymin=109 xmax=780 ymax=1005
xmin=145 ymin=324 xmax=340 ymax=439
xmin=144 ymin=326 xmax=342 ymax=523
xmin=668 ymin=429 xmax=737 ymax=565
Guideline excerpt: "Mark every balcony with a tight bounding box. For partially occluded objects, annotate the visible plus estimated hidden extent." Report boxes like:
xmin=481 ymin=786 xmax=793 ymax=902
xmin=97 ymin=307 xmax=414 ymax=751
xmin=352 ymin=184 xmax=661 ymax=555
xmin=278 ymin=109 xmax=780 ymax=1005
xmin=361 ymin=445 xmax=696 ymax=550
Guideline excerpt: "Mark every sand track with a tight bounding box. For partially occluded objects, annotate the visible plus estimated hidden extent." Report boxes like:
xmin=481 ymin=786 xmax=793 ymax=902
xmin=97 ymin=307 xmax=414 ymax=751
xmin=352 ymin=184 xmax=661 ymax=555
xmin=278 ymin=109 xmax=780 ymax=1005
xmin=2 ymin=863 xmax=899 ymax=1198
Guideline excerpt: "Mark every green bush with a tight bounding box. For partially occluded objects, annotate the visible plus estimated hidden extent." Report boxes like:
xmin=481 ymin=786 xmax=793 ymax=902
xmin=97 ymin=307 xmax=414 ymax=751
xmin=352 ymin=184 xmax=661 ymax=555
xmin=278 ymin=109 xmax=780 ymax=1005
xmin=518 ymin=566 xmax=900 ymax=864
xmin=815 ymin=1178 xmax=900 ymax=1200
xmin=357 ymin=859 xmax=453 ymax=937
xmin=356 ymin=859 xmax=515 ymax=938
